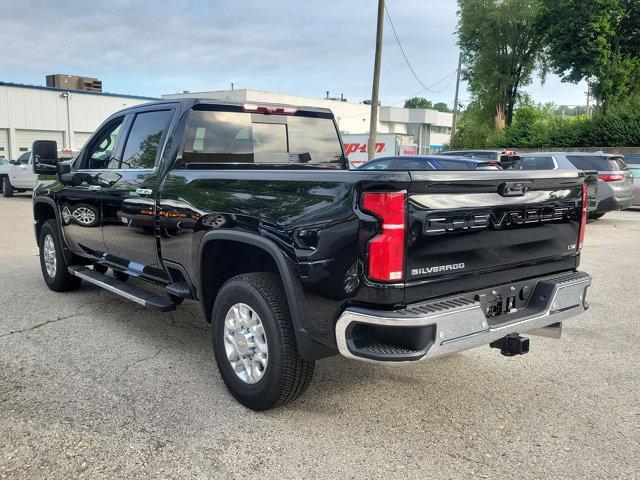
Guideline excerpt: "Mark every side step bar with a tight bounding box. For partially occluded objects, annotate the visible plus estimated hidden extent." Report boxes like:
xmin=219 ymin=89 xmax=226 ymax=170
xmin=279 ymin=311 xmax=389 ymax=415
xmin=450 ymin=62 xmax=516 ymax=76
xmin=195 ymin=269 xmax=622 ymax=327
xmin=68 ymin=266 xmax=176 ymax=312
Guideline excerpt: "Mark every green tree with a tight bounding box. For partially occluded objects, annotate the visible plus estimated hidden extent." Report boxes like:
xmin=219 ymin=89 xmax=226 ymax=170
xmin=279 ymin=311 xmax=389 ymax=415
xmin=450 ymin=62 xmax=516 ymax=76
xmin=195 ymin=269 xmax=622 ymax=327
xmin=404 ymin=97 xmax=433 ymax=109
xmin=432 ymin=102 xmax=452 ymax=113
xmin=404 ymin=97 xmax=452 ymax=112
xmin=540 ymin=0 xmax=640 ymax=110
xmin=457 ymin=0 xmax=548 ymax=128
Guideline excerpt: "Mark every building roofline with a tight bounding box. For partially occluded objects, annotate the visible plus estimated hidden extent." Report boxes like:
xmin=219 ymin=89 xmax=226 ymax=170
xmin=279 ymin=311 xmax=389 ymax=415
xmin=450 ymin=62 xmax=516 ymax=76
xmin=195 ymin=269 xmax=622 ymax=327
xmin=0 ymin=81 xmax=160 ymax=101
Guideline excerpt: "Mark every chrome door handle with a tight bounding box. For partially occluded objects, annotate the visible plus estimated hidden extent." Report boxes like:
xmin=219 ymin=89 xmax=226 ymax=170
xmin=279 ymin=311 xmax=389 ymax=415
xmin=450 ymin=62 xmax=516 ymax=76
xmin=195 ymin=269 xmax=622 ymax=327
xmin=136 ymin=188 xmax=153 ymax=196
xmin=88 ymin=185 xmax=102 ymax=191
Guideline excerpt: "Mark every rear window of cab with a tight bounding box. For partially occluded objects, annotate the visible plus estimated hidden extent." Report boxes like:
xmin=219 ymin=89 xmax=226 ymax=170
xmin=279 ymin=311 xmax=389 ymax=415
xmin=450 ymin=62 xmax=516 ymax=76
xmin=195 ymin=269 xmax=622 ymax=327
xmin=181 ymin=110 xmax=343 ymax=166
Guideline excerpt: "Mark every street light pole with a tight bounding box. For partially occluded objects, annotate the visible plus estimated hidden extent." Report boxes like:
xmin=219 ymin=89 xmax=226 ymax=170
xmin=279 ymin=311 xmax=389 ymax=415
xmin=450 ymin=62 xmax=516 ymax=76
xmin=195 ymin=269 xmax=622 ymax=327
xmin=368 ymin=0 xmax=385 ymax=161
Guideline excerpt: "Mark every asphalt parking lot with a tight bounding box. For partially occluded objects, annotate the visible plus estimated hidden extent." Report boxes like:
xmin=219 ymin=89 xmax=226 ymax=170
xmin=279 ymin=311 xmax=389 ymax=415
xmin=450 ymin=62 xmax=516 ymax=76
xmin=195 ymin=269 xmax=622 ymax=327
xmin=1 ymin=195 xmax=639 ymax=479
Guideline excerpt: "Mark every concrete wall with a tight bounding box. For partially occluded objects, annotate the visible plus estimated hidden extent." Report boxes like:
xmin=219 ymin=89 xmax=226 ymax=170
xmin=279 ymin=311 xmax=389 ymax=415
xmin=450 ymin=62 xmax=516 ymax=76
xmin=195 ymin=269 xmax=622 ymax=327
xmin=0 ymin=83 xmax=153 ymax=159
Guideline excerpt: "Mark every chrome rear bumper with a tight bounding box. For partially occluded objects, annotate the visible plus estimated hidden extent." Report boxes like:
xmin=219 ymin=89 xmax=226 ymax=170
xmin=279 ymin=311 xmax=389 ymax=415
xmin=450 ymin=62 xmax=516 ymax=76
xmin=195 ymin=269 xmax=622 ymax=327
xmin=335 ymin=271 xmax=591 ymax=363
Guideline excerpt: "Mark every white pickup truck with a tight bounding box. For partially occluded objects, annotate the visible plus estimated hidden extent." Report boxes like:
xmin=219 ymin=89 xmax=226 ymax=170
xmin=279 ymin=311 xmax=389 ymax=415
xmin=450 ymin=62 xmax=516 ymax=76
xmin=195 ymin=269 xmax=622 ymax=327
xmin=1 ymin=150 xmax=75 ymax=197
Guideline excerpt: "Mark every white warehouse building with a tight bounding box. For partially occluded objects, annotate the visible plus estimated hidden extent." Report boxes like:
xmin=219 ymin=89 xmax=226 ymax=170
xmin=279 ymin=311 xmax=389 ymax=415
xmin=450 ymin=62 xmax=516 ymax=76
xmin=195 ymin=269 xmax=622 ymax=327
xmin=0 ymin=82 xmax=155 ymax=160
xmin=163 ymin=89 xmax=453 ymax=155
xmin=1 ymin=81 xmax=453 ymax=161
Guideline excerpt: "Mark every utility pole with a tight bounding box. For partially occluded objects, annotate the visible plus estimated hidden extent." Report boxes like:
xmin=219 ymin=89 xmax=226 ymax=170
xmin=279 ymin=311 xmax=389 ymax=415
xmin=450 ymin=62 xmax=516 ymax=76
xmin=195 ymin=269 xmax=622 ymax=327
xmin=368 ymin=0 xmax=384 ymax=161
xmin=451 ymin=52 xmax=462 ymax=135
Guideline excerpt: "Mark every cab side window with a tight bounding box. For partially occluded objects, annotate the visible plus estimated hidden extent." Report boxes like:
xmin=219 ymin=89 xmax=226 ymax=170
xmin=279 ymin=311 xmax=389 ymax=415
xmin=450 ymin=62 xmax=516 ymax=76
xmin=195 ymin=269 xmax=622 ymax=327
xmin=120 ymin=110 xmax=172 ymax=169
xmin=84 ymin=117 xmax=125 ymax=170
xmin=15 ymin=152 xmax=31 ymax=165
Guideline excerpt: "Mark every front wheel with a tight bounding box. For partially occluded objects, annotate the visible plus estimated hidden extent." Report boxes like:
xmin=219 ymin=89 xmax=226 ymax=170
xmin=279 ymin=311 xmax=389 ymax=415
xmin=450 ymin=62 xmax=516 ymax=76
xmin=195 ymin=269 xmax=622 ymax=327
xmin=588 ymin=212 xmax=606 ymax=221
xmin=2 ymin=177 xmax=14 ymax=197
xmin=39 ymin=220 xmax=82 ymax=292
xmin=211 ymin=272 xmax=314 ymax=411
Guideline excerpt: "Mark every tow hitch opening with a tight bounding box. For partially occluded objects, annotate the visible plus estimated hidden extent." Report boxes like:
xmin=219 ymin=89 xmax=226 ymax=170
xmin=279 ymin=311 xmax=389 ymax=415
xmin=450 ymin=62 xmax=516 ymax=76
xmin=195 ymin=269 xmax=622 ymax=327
xmin=490 ymin=334 xmax=530 ymax=357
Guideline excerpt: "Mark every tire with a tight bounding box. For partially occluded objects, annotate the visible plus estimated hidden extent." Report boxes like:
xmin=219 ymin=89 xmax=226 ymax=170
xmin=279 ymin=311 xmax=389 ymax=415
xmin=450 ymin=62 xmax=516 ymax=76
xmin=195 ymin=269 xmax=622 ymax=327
xmin=39 ymin=219 xmax=82 ymax=292
xmin=113 ymin=270 xmax=129 ymax=282
xmin=2 ymin=177 xmax=14 ymax=197
xmin=211 ymin=272 xmax=314 ymax=411
xmin=588 ymin=212 xmax=606 ymax=220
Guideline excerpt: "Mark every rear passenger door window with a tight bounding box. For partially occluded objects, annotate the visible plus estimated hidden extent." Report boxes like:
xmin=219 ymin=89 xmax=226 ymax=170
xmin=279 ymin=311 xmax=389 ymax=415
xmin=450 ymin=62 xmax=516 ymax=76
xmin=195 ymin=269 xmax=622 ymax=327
xmin=436 ymin=159 xmax=470 ymax=170
xmin=519 ymin=156 xmax=555 ymax=170
xmin=395 ymin=158 xmax=435 ymax=170
xmin=120 ymin=110 xmax=173 ymax=169
xmin=360 ymin=158 xmax=396 ymax=170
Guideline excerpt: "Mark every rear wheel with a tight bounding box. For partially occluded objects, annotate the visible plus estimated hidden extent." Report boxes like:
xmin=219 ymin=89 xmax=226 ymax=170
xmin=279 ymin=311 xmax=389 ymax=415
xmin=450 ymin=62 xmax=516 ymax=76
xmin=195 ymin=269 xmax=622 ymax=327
xmin=39 ymin=220 xmax=82 ymax=292
xmin=2 ymin=177 xmax=14 ymax=197
xmin=211 ymin=272 xmax=314 ymax=411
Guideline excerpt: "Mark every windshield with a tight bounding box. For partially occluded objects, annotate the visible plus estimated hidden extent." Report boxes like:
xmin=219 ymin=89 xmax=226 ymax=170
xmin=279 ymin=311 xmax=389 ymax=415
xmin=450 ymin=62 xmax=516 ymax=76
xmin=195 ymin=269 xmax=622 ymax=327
xmin=182 ymin=109 xmax=343 ymax=166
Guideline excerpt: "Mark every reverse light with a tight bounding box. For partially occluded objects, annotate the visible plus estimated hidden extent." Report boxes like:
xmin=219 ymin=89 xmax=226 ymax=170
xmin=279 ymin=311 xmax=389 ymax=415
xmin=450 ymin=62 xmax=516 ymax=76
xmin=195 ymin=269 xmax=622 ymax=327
xmin=362 ymin=192 xmax=406 ymax=282
xmin=578 ymin=184 xmax=587 ymax=250
xmin=598 ymin=174 xmax=624 ymax=182
xmin=242 ymin=103 xmax=298 ymax=115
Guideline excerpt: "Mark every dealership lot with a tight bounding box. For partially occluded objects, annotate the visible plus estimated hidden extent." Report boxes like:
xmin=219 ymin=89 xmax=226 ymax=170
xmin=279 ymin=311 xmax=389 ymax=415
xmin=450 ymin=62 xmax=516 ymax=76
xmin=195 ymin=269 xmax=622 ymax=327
xmin=0 ymin=195 xmax=638 ymax=479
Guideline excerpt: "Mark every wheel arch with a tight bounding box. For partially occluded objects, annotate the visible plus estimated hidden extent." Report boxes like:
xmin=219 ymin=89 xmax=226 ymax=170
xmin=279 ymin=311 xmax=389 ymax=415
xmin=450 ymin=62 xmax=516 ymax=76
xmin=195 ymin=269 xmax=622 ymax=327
xmin=33 ymin=197 xmax=60 ymax=242
xmin=197 ymin=230 xmax=335 ymax=361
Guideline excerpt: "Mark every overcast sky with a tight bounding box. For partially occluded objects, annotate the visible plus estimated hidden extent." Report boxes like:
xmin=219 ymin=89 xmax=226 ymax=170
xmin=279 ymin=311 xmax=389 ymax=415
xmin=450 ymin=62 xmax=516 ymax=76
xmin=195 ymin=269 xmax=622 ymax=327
xmin=1 ymin=0 xmax=588 ymax=107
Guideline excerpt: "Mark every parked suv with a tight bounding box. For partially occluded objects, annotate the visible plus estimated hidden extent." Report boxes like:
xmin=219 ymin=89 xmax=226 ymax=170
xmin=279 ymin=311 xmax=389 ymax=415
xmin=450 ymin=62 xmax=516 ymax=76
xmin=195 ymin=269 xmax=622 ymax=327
xmin=512 ymin=152 xmax=633 ymax=218
xmin=32 ymin=99 xmax=592 ymax=410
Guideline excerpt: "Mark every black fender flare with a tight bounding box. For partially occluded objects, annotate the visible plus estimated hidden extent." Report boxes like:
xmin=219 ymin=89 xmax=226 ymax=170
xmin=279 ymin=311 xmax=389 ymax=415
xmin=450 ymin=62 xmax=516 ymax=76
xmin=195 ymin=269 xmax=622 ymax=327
xmin=197 ymin=230 xmax=335 ymax=361
xmin=33 ymin=196 xmax=61 ymax=238
xmin=33 ymin=196 xmax=76 ymax=265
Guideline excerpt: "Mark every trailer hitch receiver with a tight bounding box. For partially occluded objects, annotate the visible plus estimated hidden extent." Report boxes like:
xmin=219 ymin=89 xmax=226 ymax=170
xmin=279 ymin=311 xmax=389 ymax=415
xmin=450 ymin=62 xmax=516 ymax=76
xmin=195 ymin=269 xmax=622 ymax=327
xmin=490 ymin=333 xmax=530 ymax=357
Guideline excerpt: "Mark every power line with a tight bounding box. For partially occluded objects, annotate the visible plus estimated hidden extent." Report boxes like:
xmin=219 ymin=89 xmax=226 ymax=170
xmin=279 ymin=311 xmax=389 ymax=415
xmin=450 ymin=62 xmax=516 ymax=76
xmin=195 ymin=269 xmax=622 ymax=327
xmin=388 ymin=68 xmax=458 ymax=106
xmin=384 ymin=3 xmax=456 ymax=94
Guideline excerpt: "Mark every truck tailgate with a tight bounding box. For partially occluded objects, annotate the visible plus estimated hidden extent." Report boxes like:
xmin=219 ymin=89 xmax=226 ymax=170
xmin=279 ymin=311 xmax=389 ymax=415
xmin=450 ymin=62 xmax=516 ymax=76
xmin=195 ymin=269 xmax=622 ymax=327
xmin=404 ymin=170 xmax=585 ymax=301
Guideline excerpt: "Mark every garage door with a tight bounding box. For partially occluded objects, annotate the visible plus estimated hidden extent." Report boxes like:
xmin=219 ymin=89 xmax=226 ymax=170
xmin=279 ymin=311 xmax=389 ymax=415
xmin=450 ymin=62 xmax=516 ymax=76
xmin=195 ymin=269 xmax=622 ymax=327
xmin=74 ymin=131 xmax=94 ymax=150
xmin=0 ymin=129 xmax=8 ymax=159
xmin=15 ymin=129 xmax=65 ymax=154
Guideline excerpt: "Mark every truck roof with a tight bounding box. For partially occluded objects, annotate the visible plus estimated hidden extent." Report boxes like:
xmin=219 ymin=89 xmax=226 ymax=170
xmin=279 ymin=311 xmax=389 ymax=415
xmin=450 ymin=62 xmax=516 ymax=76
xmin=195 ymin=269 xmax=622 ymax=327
xmin=120 ymin=98 xmax=334 ymax=116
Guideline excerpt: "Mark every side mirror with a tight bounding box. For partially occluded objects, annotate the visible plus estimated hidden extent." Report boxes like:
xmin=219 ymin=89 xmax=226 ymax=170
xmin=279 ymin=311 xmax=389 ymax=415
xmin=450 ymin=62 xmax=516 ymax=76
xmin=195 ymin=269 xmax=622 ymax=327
xmin=33 ymin=140 xmax=59 ymax=174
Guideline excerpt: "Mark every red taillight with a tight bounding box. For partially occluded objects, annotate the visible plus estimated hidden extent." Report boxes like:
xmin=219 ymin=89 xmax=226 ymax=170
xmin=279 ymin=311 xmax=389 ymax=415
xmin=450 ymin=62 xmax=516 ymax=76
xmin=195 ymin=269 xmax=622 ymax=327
xmin=362 ymin=192 xmax=406 ymax=282
xmin=598 ymin=174 xmax=624 ymax=182
xmin=578 ymin=184 xmax=587 ymax=250
xmin=243 ymin=103 xmax=298 ymax=115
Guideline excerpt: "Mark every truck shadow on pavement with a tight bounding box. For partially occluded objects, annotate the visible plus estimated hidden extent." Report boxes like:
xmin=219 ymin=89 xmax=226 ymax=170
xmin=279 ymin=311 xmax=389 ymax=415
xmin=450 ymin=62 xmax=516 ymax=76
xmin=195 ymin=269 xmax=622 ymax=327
xmin=71 ymin=278 xmax=536 ymax=418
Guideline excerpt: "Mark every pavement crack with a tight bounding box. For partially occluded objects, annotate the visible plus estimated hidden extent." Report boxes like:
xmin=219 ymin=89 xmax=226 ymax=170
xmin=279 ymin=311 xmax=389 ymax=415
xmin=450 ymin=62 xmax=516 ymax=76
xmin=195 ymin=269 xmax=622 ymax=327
xmin=118 ymin=346 xmax=164 ymax=378
xmin=0 ymin=303 xmax=96 ymax=338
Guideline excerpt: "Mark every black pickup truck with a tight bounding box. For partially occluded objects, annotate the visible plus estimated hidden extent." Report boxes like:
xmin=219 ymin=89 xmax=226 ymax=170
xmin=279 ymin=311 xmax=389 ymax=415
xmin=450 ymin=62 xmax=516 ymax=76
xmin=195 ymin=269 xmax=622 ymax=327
xmin=32 ymin=99 xmax=592 ymax=410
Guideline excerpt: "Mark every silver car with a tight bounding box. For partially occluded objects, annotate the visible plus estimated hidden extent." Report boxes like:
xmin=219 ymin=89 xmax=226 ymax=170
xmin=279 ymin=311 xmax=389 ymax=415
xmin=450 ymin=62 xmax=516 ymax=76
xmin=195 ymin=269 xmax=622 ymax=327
xmin=512 ymin=152 xmax=634 ymax=218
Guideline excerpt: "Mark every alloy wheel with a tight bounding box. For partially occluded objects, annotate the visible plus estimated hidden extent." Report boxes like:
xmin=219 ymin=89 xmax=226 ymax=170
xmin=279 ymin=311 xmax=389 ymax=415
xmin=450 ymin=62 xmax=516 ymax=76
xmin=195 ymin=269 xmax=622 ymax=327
xmin=223 ymin=303 xmax=269 ymax=384
xmin=43 ymin=234 xmax=57 ymax=278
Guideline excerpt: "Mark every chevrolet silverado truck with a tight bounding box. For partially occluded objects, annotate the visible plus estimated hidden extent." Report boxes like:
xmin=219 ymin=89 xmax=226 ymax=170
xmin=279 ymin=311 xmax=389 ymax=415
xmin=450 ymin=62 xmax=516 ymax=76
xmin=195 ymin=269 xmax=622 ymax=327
xmin=31 ymin=99 xmax=592 ymax=410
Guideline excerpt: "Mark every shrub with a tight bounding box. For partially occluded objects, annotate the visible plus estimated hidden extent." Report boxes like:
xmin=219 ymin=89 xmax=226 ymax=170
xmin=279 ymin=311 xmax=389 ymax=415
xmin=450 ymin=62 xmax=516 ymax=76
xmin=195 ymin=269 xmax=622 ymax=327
xmin=453 ymin=97 xmax=640 ymax=148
